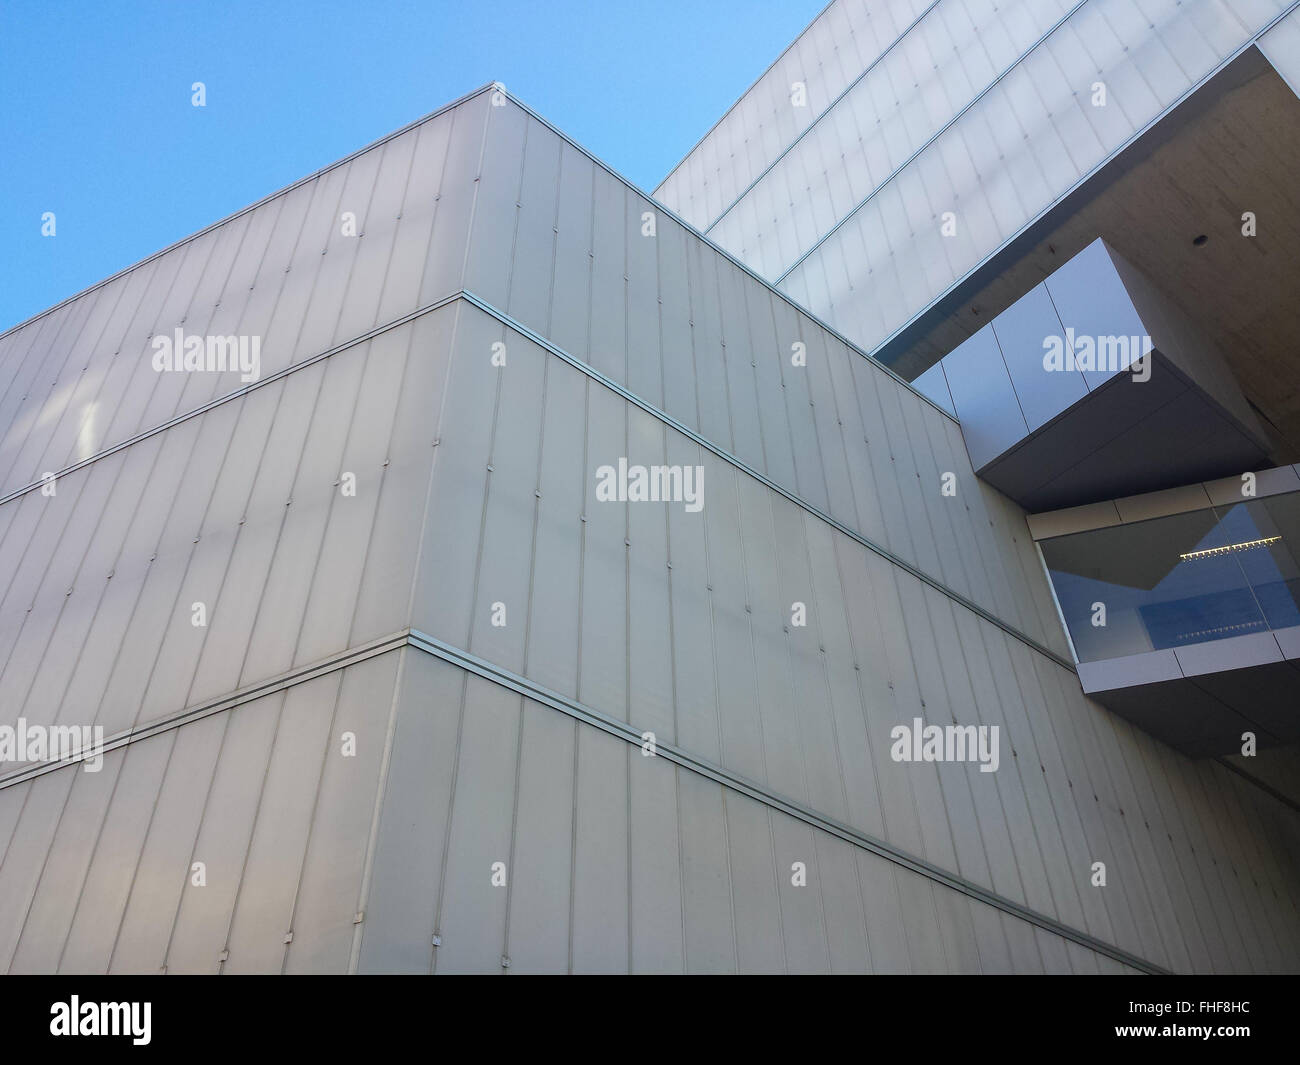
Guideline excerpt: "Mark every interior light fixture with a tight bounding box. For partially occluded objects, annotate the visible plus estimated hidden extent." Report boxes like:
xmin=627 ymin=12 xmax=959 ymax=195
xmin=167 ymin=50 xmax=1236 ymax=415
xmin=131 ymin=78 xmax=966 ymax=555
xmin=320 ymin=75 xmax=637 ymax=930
xmin=1179 ymin=535 xmax=1280 ymax=561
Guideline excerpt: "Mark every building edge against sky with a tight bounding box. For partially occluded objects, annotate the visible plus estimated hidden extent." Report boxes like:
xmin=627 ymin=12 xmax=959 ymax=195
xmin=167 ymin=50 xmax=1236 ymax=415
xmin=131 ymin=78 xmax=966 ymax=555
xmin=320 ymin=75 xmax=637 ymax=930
xmin=0 ymin=2 xmax=1297 ymax=973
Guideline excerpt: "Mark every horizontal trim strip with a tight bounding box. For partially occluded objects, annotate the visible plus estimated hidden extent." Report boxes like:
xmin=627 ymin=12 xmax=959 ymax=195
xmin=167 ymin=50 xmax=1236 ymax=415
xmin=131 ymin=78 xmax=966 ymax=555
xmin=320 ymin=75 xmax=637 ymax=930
xmin=497 ymin=91 xmax=957 ymax=423
xmin=0 ymin=291 xmax=464 ymax=510
xmin=405 ymin=627 xmax=1164 ymax=974
xmin=12 ymin=620 xmax=1290 ymax=971
xmin=460 ymin=288 xmax=1077 ymax=673
xmin=3 ymin=288 xmax=1067 ymax=674
xmin=0 ymin=630 xmax=410 ymax=790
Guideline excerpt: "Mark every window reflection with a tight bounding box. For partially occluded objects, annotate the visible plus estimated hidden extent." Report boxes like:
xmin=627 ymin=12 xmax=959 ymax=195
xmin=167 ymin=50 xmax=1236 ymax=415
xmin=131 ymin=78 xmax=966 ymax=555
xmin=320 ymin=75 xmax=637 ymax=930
xmin=1039 ymin=494 xmax=1300 ymax=663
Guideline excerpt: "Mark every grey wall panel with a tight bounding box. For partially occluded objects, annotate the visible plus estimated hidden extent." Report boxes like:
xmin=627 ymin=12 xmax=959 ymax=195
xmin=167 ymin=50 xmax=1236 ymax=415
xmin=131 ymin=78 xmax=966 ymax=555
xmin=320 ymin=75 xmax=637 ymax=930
xmin=571 ymin=728 xmax=630 ymax=972
xmin=0 ymin=309 xmax=452 ymax=744
xmin=2 ymin=640 xmax=1291 ymax=972
xmin=356 ymin=651 xmax=464 ymax=975
xmin=0 ymin=771 xmax=79 ymax=970
xmin=220 ymin=672 xmax=345 ymax=974
xmin=412 ymin=305 xmax=498 ymax=649
xmin=55 ymin=732 xmax=177 ymax=974
xmin=466 ymin=321 xmax=545 ymax=675
xmin=523 ymin=358 xmax=586 ymax=700
xmin=577 ymin=382 xmax=629 ymax=717
xmin=163 ymin=691 xmax=284 ymax=974
xmin=626 ymin=409 xmax=675 ymax=740
xmin=103 ymin=712 xmax=224 ymax=973
xmin=726 ymin=791 xmax=786 ymax=974
xmin=427 ymin=674 xmax=518 ymax=974
xmin=501 ymin=698 xmax=574 ymax=974
xmin=0 ymin=653 xmax=402 ymax=974
xmin=281 ymin=651 xmax=400 ymax=974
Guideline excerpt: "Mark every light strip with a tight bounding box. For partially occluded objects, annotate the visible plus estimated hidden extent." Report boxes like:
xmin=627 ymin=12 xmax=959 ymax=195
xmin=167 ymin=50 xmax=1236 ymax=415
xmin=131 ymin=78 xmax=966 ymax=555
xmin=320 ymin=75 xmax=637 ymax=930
xmin=1179 ymin=536 xmax=1280 ymax=561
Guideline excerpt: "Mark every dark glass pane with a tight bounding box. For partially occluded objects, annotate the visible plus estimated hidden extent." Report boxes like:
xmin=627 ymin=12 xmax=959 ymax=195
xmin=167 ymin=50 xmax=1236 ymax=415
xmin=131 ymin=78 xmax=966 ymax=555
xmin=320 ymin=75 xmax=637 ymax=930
xmin=1041 ymin=506 xmax=1265 ymax=662
xmin=1213 ymin=494 xmax=1300 ymax=632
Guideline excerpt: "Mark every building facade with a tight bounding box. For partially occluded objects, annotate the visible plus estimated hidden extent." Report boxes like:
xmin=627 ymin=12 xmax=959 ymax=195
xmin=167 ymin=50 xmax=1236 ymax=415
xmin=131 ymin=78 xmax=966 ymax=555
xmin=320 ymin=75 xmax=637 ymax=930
xmin=1 ymin=0 xmax=1298 ymax=973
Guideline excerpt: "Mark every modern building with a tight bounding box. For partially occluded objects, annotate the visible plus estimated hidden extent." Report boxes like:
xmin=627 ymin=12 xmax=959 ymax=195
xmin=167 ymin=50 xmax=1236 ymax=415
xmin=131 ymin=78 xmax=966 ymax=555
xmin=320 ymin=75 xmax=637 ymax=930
xmin=1 ymin=1 xmax=1298 ymax=974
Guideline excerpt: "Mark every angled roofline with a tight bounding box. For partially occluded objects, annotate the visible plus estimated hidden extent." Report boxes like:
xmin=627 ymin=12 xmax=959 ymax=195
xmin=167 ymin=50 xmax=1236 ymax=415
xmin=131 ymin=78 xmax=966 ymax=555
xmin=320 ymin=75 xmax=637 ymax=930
xmin=653 ymin=0 xmax=835 ymax=194
xmin=0 ymin=83 xmax=498 ymax=343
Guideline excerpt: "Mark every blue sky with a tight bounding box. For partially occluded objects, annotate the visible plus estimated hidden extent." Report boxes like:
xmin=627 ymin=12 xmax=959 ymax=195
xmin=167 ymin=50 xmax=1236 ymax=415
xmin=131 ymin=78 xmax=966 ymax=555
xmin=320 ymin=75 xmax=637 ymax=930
xmin=0 ymin=0 xmax=824 ymax=331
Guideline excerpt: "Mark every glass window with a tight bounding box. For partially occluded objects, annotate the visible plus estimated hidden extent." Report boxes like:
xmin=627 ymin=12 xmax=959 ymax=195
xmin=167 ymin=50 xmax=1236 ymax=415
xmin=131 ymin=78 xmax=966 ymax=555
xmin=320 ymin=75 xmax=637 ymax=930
xmin=1040 ymin=504 xmax=1273 ymax=663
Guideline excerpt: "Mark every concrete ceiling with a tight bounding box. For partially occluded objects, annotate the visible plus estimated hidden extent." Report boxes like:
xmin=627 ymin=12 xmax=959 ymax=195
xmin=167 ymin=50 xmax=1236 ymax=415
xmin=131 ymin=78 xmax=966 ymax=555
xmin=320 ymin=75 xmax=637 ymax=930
xmin=888 ymin=47 xmax=1300 ymax=460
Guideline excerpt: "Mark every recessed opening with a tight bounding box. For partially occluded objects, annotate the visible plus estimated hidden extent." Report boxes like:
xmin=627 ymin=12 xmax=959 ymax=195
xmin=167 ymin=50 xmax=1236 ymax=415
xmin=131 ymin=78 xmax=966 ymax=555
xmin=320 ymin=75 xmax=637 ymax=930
xmin=1193 ymin=233 xmax=1209 ymax=246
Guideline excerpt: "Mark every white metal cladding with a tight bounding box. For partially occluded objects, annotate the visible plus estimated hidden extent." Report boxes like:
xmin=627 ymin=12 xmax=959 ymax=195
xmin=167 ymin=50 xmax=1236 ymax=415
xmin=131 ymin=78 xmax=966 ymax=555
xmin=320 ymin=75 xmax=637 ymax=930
xmin=654 ymin=0 xmax=1300 ymax=364
xmin=459 ymin=100 xmax=1070 ymax=660
xmin=406 ymin=300 xmax=1300 ymax=973
xmin=1 ymin=83 xmax=1299 ymax=974
xmin=0 ymin=91 xmax=490 ymax=501
xmin=0 ymin=308 xmax=453 ymax=743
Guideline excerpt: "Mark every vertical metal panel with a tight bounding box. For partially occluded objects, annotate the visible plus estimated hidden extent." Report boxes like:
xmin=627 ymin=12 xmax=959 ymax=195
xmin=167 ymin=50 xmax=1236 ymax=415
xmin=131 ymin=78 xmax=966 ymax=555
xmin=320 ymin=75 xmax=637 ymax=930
xmin=332 ymin=135 xmax=417 ymax=346
xmin=282 ymin=650 xmax=399 ymax=974
xmin=571 ymin=728 xmax=629 ymax=972
xmin=724 ymin=794 xmax=784 ymax=973
xmin=804 ymin=516 xmax=885 ymax=838
xmin=501 ymin=698 xmax=574 ymax=974
xmin=578 ymin=380 xmax=628 ymax=717
xmin=463 ymin=102 xmax=528 ymax=309
xmin=421 ymin=94 xmax=491 ymax=305
xmin=685 ymin=241 xmax=731 ymax=450
xmin=548 ymin=142 xmax=595 ymax=362
xmin=658 ymin=220 xmax=697 ymax=427
xmin=628 ymin=750 xmax=685 ymax=973
xmin=378 ymin=110 xmax=455 ymax=322
xmin=293 ymin=329 xmax=410 ymax=665
xmin=467 ymin=324 xmax=544 ymax=674
xmin=738 ymin=476 xmax=804 ymax=801
xmin=413 ymin=305 xmax=498 ymax=646
xmin=625 ymin=188 xmax=663 ymax=409
xmin=350 ymin=308 xmax=453 ymax=644
xmin=429 ymin=674 xmax=518 ymax=974
xmin=992 ymin=283 xmax=1088 ymax=429
xmin=57 ymin=732 xmax=180 ymax=974
xmin=356 ymin=651 xmax=463 ymax=974
xmin=770 ymin=815 xmax=832 ymax=973
xmin=715 ymin=261 xmax=765 ymax=472
xmin=163 ymin=693 xmax=283 ymax=974
xmin=220 ymin=673 xmax=343 ymax=974
xmin=0 ymin=772 xmax=76 ymax=970
xmin=524 ymin=356 xmax=586 ymax=700
xmin=705 ymin=459 xmax=764 ymax=781
xmin=626 ymin=408 xmax=674 ymax=739
xmin=676 ymin=771 xmax=736 ymax=973
xmin=587 ymin=158 xmax=627 ymax=385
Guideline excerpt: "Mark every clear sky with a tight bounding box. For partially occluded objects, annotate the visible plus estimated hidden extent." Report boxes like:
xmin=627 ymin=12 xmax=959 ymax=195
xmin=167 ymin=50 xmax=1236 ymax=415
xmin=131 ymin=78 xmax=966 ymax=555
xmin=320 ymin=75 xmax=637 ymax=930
xmin=0 ymin=0 xmax=825 ymax=331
